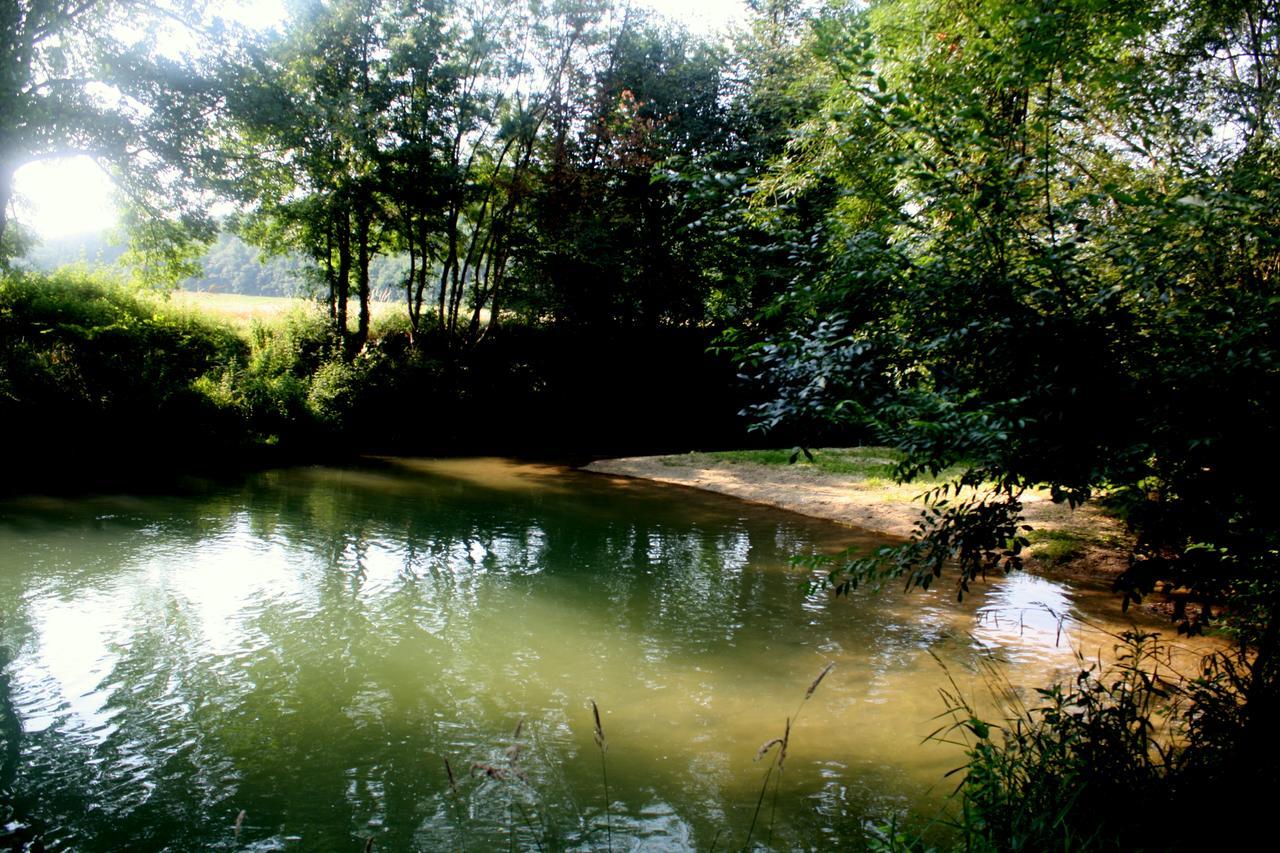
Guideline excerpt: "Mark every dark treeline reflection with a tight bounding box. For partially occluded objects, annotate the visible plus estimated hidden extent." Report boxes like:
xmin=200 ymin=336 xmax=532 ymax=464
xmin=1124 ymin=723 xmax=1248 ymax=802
xmin=0 ymin=460 xmax=1104 ymax=850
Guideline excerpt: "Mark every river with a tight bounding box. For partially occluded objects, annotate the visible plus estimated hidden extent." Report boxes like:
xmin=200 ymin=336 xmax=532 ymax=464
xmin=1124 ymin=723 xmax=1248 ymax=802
xmin=0 ymin=458 xmax=1192 ymax=850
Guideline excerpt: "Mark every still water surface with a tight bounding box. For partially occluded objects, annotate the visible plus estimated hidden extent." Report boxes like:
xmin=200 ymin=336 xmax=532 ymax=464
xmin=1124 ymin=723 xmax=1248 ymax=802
xmin=0 ymin=458 xmax=1170 ymax=850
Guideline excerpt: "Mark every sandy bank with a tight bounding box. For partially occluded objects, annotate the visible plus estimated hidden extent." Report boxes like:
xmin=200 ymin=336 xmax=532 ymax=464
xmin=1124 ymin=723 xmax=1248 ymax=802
xmin=583 ymin=452 xmax=1131 ymax=581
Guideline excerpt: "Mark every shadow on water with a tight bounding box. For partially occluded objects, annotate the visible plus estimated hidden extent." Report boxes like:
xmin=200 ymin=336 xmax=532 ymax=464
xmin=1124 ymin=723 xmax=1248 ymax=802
xmin=0 ymin=458 xmax=1206 ymax=850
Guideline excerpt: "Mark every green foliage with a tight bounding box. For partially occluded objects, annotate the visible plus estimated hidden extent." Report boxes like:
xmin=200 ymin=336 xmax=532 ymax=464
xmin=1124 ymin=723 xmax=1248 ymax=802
xmin=0 ymin=1 xmax=229 ymax=267
xmin=306 ymin=349 xmax=386 ymax=430
xmin=1025 ymin=529 xmax=1088 ymax=566
xmin=0 ymin=270 xmax=383 ymax=480
xmin=191 ymin=308 xmax=334 ymax=443
xmin=730 ymin=8 xmax=1280 ymax=834
xmin=513 ymin=11 xmax=743 ymax=328
xmin=0 ymin=268 xmax=245 ymax=403
xmin=943 ymin=635 xmax=1173 ymax=851
xmin=732 ymin=0 xmax=1280 ymax=634
xmin=0 ymin=269 xmax=248 ymax=481
xmin=926 ymin=632 xmax=1272 ymax=851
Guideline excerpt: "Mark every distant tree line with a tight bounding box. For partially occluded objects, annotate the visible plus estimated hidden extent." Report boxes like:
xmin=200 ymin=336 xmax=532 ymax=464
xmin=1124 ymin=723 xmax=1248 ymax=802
xmin=28 ymin=230 xmax=407 ymax=298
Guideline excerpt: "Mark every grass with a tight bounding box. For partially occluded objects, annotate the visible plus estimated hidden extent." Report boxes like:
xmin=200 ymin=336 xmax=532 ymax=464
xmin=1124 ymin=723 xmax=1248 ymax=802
xmin=169 ymin=290 xmax=402 ymax=330
xmin=664 ymin=447 xmax=967 ymax=484
xmin=1025 ymin=529 xmax=1090 ymax=565
xmin=431 ymin=674 xmax=839 ymax=852
xmin=746 ymin=662 xmax=834 ymax=850
xmin=912 ymin=629 xmax=1241 ymax=853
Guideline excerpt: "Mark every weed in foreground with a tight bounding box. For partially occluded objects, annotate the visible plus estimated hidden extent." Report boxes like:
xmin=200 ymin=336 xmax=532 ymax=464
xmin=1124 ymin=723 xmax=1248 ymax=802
xmin=745 ymin=661 xmax=834 ymax=850
xmin=916 ymin=626 xmax=1229 ymax=852
xmin=590 ymin=699 xmax=611 ymax=852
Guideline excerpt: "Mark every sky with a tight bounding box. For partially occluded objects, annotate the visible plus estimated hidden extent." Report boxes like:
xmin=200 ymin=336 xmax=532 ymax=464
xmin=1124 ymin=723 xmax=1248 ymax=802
xmin=13 ymin=0 xmax=749 ymax=240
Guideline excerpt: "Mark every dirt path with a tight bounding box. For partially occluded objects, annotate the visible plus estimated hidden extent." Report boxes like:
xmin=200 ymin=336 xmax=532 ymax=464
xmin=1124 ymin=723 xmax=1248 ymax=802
xmin=583 ymin=452 xmax=1131 ymax=581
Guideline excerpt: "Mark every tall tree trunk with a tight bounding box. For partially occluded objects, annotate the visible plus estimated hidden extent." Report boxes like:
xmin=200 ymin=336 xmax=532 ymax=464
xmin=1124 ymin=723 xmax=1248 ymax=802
xmin=438 ymin=206 xmax=459 ymax=329
xmin=325 ymin=226 xmax=337 ymax=321
xmin=405 ymin=232 xmax=419 ymax=341
xmin=355 ymin=203 xmax=371 ymax=349
xmin=336 ymin=212 xmax=352 ymax=352
xmin=413 ymin=220 xmax=430 ymax=340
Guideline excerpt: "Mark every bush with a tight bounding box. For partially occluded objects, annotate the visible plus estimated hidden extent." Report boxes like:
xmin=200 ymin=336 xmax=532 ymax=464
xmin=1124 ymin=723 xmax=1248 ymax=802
xmin=0 ymin=270 xmax=249 ymax=484
xmin=198 ymin=308 xmax=337 ymax=444
xmin=920 ymin=632 xmax=1274 ymax=852
xmin=0 ymin=271 xmax=363 ymax=485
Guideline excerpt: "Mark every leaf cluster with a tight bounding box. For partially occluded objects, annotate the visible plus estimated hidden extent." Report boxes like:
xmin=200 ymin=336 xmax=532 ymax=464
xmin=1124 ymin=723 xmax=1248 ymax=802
xmin=730 ymin=0 xmax=1280 ymax=633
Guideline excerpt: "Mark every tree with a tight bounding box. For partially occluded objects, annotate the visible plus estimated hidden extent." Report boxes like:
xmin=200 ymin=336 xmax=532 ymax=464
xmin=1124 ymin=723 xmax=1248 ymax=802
xmin=224 ymin=0 xmax=393 ymax=351
xmin=1 ymin=0 xmax=122 ymax=251
xmin=381 ymin=0 xmax=581 ymax=347
xmin=513 ymin=10 xmax=739 ymax=329
xmin=731 ymin=1 xmax=1280 ymax=835
xmin=1 ymin=0 xmax=235 ymax=274
xmin=737 ymin=0 xmax=1280 ymax=623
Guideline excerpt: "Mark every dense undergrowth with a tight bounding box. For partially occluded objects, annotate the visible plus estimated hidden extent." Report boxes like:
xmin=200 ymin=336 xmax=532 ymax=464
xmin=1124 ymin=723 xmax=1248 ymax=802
xmin=0 ymin=270 xmax=750 ymax=493
xmin=1 ymin=269 xmax=332 ymax=488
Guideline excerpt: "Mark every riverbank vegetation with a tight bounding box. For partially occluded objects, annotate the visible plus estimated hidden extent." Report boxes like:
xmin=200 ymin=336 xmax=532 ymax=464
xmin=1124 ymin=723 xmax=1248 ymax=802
xmin=3 ymin=0 xmax=1278 ymax=848
xmin=0 ymin=269 xmax=743 ymax=491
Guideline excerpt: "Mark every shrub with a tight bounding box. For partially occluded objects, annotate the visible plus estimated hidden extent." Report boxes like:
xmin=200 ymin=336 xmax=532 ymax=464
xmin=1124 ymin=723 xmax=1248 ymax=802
xmin=927 ymin=631 xmax=1272 ymax=852
xmin=0 ymin=270 xmax=247 ymax=482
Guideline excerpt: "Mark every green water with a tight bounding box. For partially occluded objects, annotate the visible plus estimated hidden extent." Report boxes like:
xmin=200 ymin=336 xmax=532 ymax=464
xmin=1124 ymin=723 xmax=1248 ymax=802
xmin=0 ymin=458 xmax=1164 ymax=850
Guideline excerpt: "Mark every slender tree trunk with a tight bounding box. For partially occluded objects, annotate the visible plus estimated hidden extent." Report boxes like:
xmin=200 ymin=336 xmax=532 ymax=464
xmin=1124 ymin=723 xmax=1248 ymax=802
xmin=336 ymin=213 xmax=352 ymax=351
xmin=438 ymin=206 xmax=459 ymax=329
xmin=356 ymin=203 xmax=371 ymax=349
xmin=413 ymin=220 xmax=430 ymax=339
xmin=325 ymin=226 xmax=337 ymax=321
xmin=405 ymin=232 xmax=419 ymax=341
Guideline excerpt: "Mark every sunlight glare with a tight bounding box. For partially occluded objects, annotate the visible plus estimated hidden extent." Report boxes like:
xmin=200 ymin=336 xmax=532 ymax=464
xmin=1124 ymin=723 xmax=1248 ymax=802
xmin=219 ymin=0 xmax=287 ymax=31
xmin=640 ymin=0 xmax=748 ymax=33
xmin=13 ymin=156 xmax=117 ymax=240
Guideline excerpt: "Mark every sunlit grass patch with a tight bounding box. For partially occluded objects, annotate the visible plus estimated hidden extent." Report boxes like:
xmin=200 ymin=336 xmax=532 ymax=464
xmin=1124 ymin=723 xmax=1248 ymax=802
xmin=168 ymin=291 xmax=403 ymax=331
xmin=1025 ymin=528 xmax=1089 ymax=565
xmin=706 ymin=447 xmax=900 ymax=477
xmin=677 ymin=447 xmax=969 ymax=485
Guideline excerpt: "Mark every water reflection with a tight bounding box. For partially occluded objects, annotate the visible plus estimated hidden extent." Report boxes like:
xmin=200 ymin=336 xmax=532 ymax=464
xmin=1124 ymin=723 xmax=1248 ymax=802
xmin=0 ymin=458 xmax=1187 ymax=850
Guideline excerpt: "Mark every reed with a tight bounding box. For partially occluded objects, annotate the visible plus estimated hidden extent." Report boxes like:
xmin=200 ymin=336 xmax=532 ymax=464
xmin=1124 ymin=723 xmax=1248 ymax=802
xmin=744 ymin=662 xmax=834 ymax=850
xmin=504 ymin=715 xmax=536 ymax=852
xmin=591 ymin=699 xmax=612 ymax=852
xmin=443 ymin=755 xmax=468 ymax=851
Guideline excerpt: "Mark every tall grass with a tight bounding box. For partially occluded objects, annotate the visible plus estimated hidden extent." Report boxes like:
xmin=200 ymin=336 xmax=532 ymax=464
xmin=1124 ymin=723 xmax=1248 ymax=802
xmin=745 ymin=662 xmax=834 ymax=849
xmin=430 ymin=679 xmax=849 ymax=851
xmin=590 ymin=700 xmax=611 ymax=852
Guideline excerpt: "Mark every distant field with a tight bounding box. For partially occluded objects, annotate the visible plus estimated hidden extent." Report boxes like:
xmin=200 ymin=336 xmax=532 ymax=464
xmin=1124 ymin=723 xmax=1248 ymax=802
xmin=168 ymin=291 xmax=403 ymax=328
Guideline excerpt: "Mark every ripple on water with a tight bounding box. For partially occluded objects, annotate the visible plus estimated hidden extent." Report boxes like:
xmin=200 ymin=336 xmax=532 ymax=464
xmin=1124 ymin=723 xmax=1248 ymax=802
xmin=0 ymin=459 xmax=1196 ymax=851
